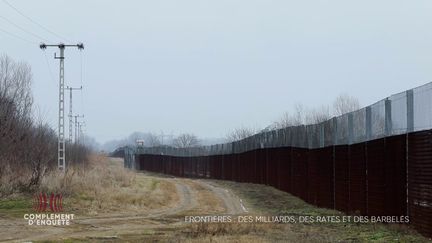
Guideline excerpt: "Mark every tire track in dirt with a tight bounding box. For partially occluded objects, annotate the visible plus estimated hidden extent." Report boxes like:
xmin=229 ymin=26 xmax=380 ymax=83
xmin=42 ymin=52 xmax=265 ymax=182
xmin=195 ymin=180 xmax=247 ymax=215
xmin=0 ymin=175 xmax=248 ymax=242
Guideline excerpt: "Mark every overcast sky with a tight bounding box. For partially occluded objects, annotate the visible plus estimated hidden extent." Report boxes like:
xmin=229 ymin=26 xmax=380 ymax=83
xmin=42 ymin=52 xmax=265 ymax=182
xmin=1 ymin=0 xmax=431 ymax=143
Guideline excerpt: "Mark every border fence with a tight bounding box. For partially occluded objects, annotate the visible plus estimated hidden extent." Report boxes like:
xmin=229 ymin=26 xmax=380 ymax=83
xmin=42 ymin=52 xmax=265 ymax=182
xmin=124 ymin=82 xmax=432 ymax=237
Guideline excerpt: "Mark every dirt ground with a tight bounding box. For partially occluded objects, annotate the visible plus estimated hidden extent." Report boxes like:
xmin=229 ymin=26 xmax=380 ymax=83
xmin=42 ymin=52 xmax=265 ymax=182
xmin=0 ymin=156 xmax=430 ymax=242
xmin=0 ymin=157 xmax=250 ymax=242
xmin=0 ymin=179 xmax=246 ymax=242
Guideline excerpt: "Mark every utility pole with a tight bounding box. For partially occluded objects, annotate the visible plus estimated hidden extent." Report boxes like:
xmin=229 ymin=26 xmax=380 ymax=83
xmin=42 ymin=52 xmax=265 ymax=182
xmin=159 ymin=131 xmax=174 ymax=146
xmin=73 ymin=114 xmax=84 ymax=143
xmin=67 ymin=86 xmax=82 ymax=143
xmin=78 ymin=122 xmax=85 ymax=144
xmin=40 ymin=43 xmax=84 ymax=171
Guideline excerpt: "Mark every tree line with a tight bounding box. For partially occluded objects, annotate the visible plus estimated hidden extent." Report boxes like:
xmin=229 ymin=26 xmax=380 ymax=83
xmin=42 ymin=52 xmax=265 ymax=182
xmin=225 ymin=94 xmax=360 ymax=142
xmin=117 ymin=94 xmax=360 ymax=149
xmin=0 ymin=54 xmax=90 ymax=196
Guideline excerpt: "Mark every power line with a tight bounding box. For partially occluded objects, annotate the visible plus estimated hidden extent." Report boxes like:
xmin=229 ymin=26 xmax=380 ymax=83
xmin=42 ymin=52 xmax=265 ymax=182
xmin=2 ymin=0 xmax=71 ymax=42
xmin=80 ymin=51 xmax=83 ymax=85
xmin=43 ymin=51 xmax=56 ymax=84
xmin=0 ymin=26 xmax=36 ymax=44
xmin=0 ymin=14 xmax=50 ymax=42
xmin=80 ymin=52 xmax=86 ymax=118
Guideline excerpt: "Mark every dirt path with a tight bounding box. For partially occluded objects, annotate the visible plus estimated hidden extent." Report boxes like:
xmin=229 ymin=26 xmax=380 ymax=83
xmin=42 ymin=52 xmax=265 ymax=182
xmin=195 ymin=180 xmax=248 ymax=214
xmin=0 ymin=172 xmax=248 ymax=242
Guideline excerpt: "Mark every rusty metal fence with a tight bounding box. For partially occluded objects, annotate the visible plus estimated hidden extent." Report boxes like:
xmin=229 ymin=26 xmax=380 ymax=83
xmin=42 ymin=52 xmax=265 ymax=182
xmin=124 ymin=82 xmax=432 ymax=237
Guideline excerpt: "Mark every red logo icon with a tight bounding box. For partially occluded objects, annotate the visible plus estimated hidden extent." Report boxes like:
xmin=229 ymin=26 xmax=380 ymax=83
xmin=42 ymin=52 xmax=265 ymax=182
xmin=33 ymin=193 xmax=63 ymax=212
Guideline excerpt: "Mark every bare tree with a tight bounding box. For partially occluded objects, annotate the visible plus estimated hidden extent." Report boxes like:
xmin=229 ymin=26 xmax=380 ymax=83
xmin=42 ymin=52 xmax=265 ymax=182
xmin=226 ymin=126 xmax=258 ymax=142
xmin=305 ymin=105 xmax=331 ymax=124
xmin=272 ymin=112 xmax=297 ymax=129
xmin=292 ymin=103 xmax=306 ymax=125
xmin=0 ymin=55 xmax=33 ymax=160
xmin=146 ymin=133 xmax=161 ymax=147
xmin=26 ymin=122 xmax=57 ymax=188
xmin=333 ymin=94 xmax=360 ymax=116
xmin=0 ymin=54 xmax=90 ymax=195
xmin=0 ymin=54 xmax=34 ymax=167
xmin=273 ymin=94 xmax=360 ymax=130
xmin=0 ymin=54 xmax=57 ymax=193
xmin=273 ymin=103 xmax=331 ymax=129
xmin=173 ymin=133 xmax=200 ymax=148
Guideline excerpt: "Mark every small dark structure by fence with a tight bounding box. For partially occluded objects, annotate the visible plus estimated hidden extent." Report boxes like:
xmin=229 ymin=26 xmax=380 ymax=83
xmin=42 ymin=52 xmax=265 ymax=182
xmin=125 ymin=83 xmax=432 ymax=237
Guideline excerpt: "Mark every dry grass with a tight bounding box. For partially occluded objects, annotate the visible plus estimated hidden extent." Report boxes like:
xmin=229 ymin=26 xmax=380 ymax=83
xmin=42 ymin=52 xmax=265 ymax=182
xmin=118 ymin=222 xmax=290 ymax=243
xmin=0 ymin=162 xmax=41 ymax=196
xmin=39 ymin=155 xmax=179 ymax=215
xmin=0 ymin=163 xmax=18 ymax=196
xmin=211 ymin=180 xmax=430 ymax=243
xmin=174 ymin=215 xmax=350 ymax=243
xmin=185 ymin=222 xmax=268 ymax=237
xmin=174 ymin=221 xmax=293 ymax=243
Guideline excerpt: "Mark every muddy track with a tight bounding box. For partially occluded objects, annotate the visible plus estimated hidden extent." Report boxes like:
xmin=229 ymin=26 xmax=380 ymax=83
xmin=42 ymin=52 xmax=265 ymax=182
xmin=0 ymin=175 xmax=247 ymax=242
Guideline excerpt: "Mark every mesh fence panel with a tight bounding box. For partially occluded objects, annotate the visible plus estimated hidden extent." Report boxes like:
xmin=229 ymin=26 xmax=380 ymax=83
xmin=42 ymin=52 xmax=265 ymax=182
xmin=276 ymin=129 xmax=285 ymax=147
xmin=324 ymin=119 xmax=335 ymax=147
xmin=292 ymin=125 xmax=308 ymax=148
xmin=352 ymin=108 xmax=367 ymax=144
xmin=307 ymin=124 xmax=320 ymax=149
xmin=285 ymin=127 xmax=293 ymax=147
xmin=413 ymin=82 xmax=432 ymax=131
xmin=291 ymin=126 xmax=300 ymax=147
xmin=390 ymin=91 xmax=408 ymax=135
xmin=370 ymin=100 xmax=386 ymax=140
xmin=336 ymin=113 xmax=349 ymax=145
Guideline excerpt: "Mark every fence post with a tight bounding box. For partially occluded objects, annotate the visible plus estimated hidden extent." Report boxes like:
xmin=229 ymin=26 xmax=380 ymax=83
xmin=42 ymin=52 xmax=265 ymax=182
xmin=365 ymin=106 xmax=372 ymax=215
xmin=246 ymin=137 xmax=249 ymax=152
xmin=302 ymin=125 xmax=308 ymax=148
xmin=348 ymin=113 xmax=354 ymax=144
xmin=282 ymin=129 xmax=286 ymax=147
xmin=385 ymin=98 xmax=392 ymax=136
xmin=333 ymin=117 xmax=338 ymax=145
xmin=405 ymin=89 xmax=414 ymax=218
xmin=319 ymin=123 xmax=325 ymax=148
xmin=307 ymin=125 xmax=312 ymax=149
xmin=332 ymin=117 xmax=337 ymax=209
xmin=280 ymin=129 xmax=284 ymax=147
xmin=366 ymin=106 xmax=372 ymax=140
xmin=406 ymin=90 xmax=414 ymax=133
